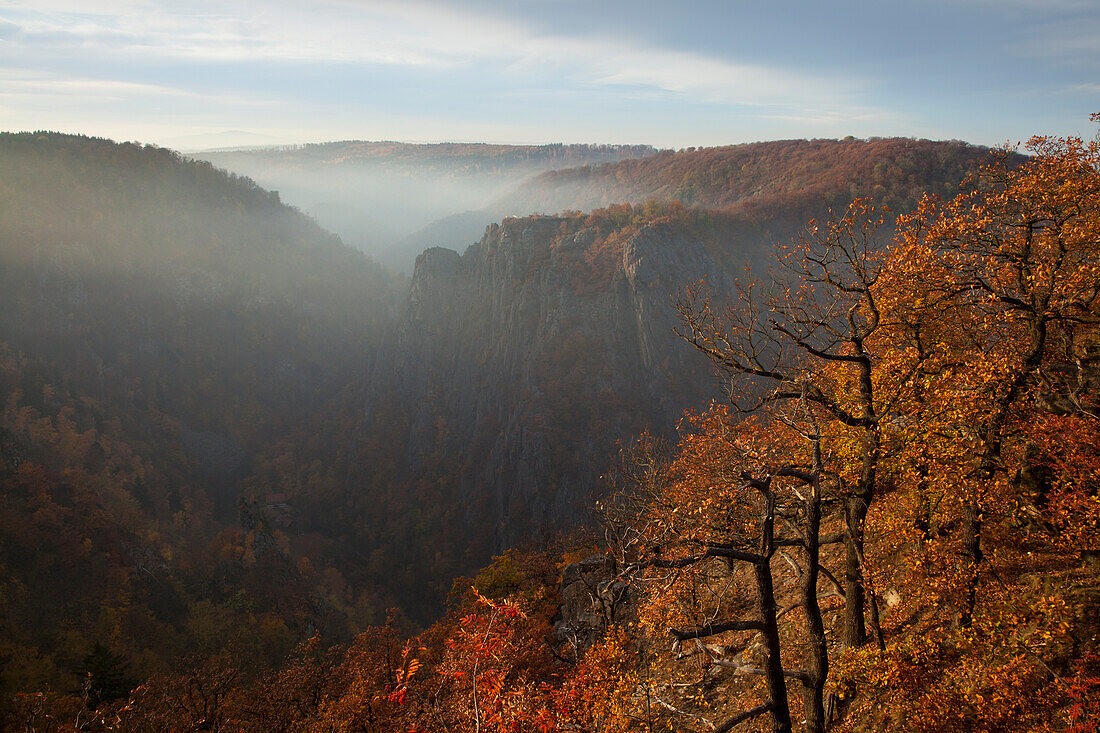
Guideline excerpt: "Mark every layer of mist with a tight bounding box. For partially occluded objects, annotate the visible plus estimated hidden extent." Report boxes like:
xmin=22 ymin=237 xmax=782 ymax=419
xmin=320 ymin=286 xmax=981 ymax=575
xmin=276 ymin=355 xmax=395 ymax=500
xmin=192 ymin=141 xmax=657 ymax=271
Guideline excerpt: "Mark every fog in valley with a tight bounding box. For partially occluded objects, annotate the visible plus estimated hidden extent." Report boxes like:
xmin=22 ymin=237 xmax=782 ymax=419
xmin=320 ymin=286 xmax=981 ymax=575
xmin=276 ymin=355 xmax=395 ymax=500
xmin=4 ymin=0 xmax=1099 ymax=729
xmin=193 ymin=141 xmax=656 ymax=271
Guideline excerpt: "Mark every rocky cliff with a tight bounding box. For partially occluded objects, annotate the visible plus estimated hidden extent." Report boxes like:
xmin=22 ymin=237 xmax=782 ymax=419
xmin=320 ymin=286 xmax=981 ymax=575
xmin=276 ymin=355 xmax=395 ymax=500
xmin=383 ymin=210 xmax=739 ymax=552
xmin=247 ymin=207 xmax=764 ymax=619
xmin=254 ymin=140 xmax=1016 ymax=621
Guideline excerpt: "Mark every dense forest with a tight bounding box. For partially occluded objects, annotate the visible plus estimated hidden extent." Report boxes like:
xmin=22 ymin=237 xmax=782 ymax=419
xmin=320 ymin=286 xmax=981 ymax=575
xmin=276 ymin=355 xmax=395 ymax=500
xmin=0 ymin=132 xmax=406 ymax=709
xmin=503 ymin=137 xmax=1001 ymax=215
xmin=2 ymin=122 xmax=1098 ymax=732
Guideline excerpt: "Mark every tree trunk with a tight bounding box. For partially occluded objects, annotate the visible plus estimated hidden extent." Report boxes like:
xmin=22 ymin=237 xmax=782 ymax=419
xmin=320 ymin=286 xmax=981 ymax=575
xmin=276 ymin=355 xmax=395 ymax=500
xmin=756 ymin=559 xmax=793 ymax=733
xmin=959 ymin=318 xmax=1044 ymax=627
xmin=842 ymin=358 xmax=881 ymax=650
xmin=841 ymin=495 xmax=868 ymax=649
xmin=801 ymin=465 xmax=828 ymax=733
xmin=757 ymin=481 xmax=793 ymax=733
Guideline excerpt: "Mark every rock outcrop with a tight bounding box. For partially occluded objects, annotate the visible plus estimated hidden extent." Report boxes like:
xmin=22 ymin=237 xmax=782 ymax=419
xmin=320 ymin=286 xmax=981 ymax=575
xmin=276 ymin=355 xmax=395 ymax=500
xmin=383 ymin=213 xmax=735 ymax=549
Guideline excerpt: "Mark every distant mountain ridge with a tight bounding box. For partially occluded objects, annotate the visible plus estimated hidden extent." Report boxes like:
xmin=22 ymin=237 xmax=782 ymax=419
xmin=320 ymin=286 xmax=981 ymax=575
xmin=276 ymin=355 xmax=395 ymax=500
xmin=394 ymin=137 xmax=1016 ymax=271
xmin=498 ymin=137 xmax=1006 ymax=215
xmin=192 ymin=141 xmax=658 ymax=270
xmin=199 ymin=140 xmax=657 ymax=170
xmin=161 ymin=129 xmax=292 ymax=152
xmin=190 ymin=137 xmax=1006 ymax=275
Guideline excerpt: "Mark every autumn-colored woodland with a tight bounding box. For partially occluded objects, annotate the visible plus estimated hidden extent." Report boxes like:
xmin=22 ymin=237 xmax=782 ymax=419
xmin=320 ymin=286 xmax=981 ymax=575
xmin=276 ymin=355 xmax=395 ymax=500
xmin=4 ymin=122 xmax=1100 ymax=732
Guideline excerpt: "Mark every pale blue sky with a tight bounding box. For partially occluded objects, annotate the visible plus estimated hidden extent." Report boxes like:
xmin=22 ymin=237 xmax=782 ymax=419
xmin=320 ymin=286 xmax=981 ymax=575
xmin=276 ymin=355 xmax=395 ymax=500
xmin=1 ymin=0 xmax=1097 ymax=148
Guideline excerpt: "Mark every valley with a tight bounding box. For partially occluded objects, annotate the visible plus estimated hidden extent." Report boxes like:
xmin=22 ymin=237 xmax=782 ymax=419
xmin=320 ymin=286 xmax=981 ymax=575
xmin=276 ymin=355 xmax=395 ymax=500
xmin=1 ymin=126 xmax=1097 ymax=732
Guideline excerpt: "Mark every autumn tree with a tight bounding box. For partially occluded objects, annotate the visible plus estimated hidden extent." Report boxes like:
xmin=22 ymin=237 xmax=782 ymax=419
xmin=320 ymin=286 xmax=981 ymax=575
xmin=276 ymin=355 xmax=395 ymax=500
xmin=677 ymin=199 xmax=893 ymax=651
xmin=612 ymin=399 xmax=839 ymax=733
xmin=885 ymin=122 xmax=1100 ymax=625
xmin=431 ymin=589 xmax=557 ymax=732
xmin=232 ymin=635 xmax=339 ymax=732
xmin=98 ymin=655 xmax=242 ymax=733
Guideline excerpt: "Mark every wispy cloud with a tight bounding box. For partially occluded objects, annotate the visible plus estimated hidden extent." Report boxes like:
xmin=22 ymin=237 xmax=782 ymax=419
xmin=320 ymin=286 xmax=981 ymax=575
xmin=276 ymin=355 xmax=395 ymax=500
xmin=2 ymin=1 xmax=517 ymax=65
xmin=9 ymin=0 xmax=1088 ymax=147
xmin=0 ymin=71 xmax=195 ymax=100
xmin=536 ymin=37 xmax=863 ymax=110
xmin=1024 ymin=18 xmax=1100 ymax=63
xmin=0 ymin=68 xmax=275 ymax=104
xmin=1058 ymin=82 xmax=1100 ymax=96
xmin=0 ymin=0 xmax=871 ymax=119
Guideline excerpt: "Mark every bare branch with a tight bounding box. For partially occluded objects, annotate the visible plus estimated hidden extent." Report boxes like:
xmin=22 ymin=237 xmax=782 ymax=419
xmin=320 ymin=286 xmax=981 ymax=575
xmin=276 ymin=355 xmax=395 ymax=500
xmin=670 ymin=619 xmax=765 ymax=641
xmin=711 ymin=703 xmax=773 ymax=733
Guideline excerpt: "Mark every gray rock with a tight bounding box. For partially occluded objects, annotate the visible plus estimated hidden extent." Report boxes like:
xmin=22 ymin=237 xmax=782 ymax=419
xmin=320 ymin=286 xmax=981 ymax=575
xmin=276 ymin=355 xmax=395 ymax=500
xmin=379 ymin=215 xmax=732 ymax=550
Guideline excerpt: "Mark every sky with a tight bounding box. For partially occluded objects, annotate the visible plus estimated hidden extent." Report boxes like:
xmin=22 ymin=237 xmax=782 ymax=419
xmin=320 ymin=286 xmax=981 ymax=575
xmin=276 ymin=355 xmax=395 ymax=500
xmin=1 ymin=0 xmax=1098 ymax=150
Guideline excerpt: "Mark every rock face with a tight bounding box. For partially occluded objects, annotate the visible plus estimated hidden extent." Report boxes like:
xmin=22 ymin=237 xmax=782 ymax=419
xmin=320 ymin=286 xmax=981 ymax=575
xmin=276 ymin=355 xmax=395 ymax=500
xmin=383 ymin=213 xmax=733 ymax=550
xmin=300 ymin=209 xmax=770 ymax=619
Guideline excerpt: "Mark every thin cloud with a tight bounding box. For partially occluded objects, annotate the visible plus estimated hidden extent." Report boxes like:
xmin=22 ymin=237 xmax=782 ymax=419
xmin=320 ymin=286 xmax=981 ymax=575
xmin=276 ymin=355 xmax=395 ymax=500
xmin=540 ymin=38 xmax=862 ymax=108
xmin=1058 ymin=82 xmax=1100 ymax=96
xmin=1027 ymin=20 xmax=1100 ymax=62
xmin=0 ymin=69 xmax=276 ymax=107
xmin=1 ymin=0 xmax=511 ymax=66
xmin=1 ymin=0 xmax=874 ymax=120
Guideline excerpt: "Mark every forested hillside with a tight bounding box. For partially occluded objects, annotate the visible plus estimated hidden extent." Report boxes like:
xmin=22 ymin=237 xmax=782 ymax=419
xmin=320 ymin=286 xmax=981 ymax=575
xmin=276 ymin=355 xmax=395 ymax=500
xmin=5 ymin=125 xmax=1092 ymax=733
xmin=397 ymin=138 xmax=1018 ymax=279
xmin=244 ymin=139 xmax=1013 ymax=625
xmin=245 ymin=204 xmax=750 ymax=620
xmin=503 ymin=137 xmax=1005 ymax=225
xmin=12 ymin=122 xmax=1095 ymax=733
xmin=0 ymin=133 xmax=404 ymax=704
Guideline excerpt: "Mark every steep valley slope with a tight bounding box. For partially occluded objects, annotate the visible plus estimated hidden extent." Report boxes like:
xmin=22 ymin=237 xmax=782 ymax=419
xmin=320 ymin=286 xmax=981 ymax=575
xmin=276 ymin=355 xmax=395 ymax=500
xmin=0 ymin=132 xmax=1011 ymax=696
xmin=0 ymin=133 xmax=404 ymax=692
xmin=248 ymin=136 xmax=1014 ymax=621
xmin=247 ymin=206 xmax=748 ymax=617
